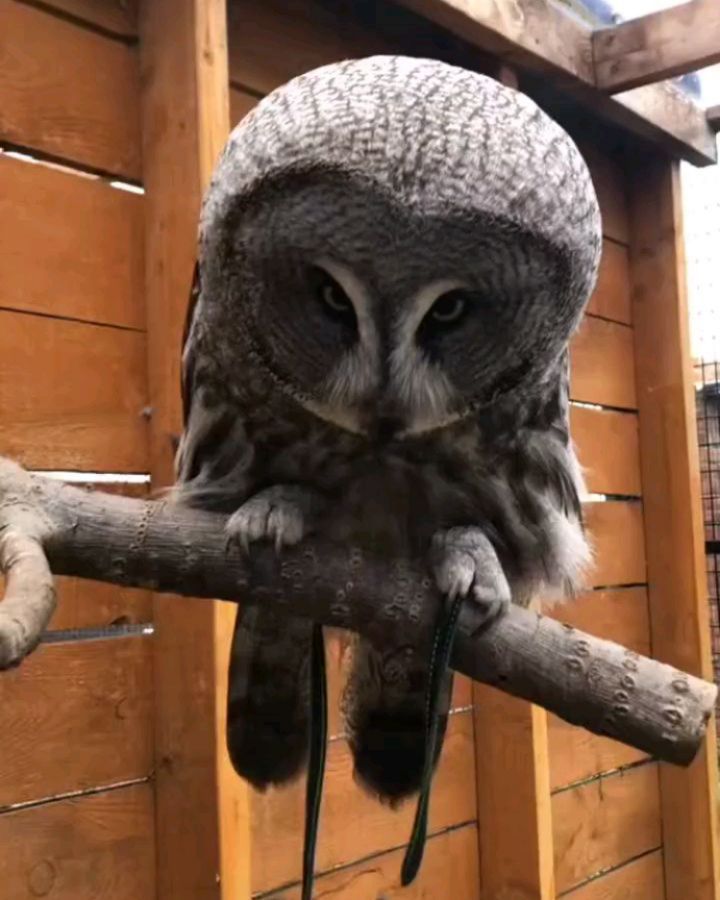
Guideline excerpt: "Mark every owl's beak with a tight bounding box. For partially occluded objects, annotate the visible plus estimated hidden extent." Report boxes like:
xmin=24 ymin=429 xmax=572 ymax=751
xmin=373 ymin=415 xmax=402 ymax=444
xmin=365 ymin=398 xmax=404 ymax=444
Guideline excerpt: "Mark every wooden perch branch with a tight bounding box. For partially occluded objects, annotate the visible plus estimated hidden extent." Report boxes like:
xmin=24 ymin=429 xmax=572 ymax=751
xmin=0 ymin=456 xmax=716 ymax=767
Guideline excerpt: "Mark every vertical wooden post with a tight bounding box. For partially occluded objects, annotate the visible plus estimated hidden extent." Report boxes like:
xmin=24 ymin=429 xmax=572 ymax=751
xmin=139 ymin=1 xmax=251 ymax=897
xmin=629 ymin=157 xmax=720 ymax=900
xmin=473 ymin=684 xmax=555 ymax=899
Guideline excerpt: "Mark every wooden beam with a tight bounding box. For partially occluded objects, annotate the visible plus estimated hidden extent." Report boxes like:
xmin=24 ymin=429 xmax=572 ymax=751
xmin=473 ymin=686 xmax=555 ymax=900
xmin=138 ymin=1 xmax=251 ymax=898
xmin=708 ymin=105 xmax=720 ymax=133
xmin=396 ymin=0 xmax=716 ymax=165
xmin=629 ymin=156 xmax=720 ymax=900
xmin=594 ymin=0 xmax=720 ymax=94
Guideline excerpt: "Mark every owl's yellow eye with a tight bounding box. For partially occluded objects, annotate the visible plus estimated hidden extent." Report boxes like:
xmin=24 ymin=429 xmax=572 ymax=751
xmin=312 ymin=269 xmax=353 ymax=316
xmin=430 ymin=291 xmax=469 ymax=325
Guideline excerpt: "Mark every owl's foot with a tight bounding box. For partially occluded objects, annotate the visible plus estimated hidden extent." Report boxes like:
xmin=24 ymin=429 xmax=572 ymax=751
xmin=226 ymin=485 xmax=321 ymax=553
xmin=431 ymin=527 xmax=511 ymax=625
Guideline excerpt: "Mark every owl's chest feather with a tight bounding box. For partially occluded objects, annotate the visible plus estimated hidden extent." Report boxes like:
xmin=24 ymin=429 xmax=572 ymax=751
xmin=247 ymin=418 xmax=486 ymax=554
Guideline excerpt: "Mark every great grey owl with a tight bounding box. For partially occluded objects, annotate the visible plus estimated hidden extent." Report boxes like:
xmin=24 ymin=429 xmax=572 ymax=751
xmin=175 ymin=54 xmax=601 ymax=888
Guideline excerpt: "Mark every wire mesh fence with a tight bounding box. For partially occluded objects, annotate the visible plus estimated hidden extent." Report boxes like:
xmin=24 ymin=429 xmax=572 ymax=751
xmin=684 ymin=160 xmax=720 ymax=717
xmin=696 ymin=364 xmax=720 ymax=709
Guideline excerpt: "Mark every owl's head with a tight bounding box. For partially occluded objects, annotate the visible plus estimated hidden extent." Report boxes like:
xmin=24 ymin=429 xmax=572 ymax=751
xmin=199 ymin=56 xmax=601 ymax=441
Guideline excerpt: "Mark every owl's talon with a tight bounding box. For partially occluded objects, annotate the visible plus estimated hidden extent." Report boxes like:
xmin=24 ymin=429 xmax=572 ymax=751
xmin=225 ymin=486 xmax=315 ymax=554
xmin=431 ymin=527 xmax=511 ymax=623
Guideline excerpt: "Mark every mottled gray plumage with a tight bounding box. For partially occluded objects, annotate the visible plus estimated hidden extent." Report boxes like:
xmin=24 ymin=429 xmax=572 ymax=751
xmin=175 ymin=56 xmax=602 ymax=802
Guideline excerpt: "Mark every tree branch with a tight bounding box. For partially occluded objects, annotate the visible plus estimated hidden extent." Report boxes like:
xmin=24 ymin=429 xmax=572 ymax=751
xmin=0 ymin=456 xmax=715 ymax=766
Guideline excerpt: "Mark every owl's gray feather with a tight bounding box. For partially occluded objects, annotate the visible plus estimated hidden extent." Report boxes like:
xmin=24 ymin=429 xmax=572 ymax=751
xmin=174 ymin=56 xmax=601 ymax=800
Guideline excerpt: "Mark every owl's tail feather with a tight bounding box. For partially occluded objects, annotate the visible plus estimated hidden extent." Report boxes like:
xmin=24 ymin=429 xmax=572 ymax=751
xmin=226 ymin=605 xmax=313 ymax=789
xmin=343 ymin=639 xmax=455 ymax=805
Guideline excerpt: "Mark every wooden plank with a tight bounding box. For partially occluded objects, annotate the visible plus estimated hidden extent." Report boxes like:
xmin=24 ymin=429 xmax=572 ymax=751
xmin=250 ymin=711 xmax=476 ymax=895
xmin=0 ymin=573 xmax=151 ymax=631
xmin=550 ymin=587 xmax=650 ymax=648
xmin=274 ymin=823 xmax=480 ymax=900
xmin=611 ymin=78 xmax=717 ymax=167
xmin=571 ymin=317 xmax=637 ymax=410
xmin=563 ymin=849 xmax=665 ymax=900
xmin=593 ymin=0 xmax=720 ymax=94
xmin=0 ymin=638 xmax=152 ymax=808
xmin=553 ymin=762 xmax=662 ymax=893
xmin=584 ymin=501 xmax=647 ymax=587
xmin=0 ymin=0 xmax=140 ymax=178
xmin=1 ymin=154 xmax=145 ymax=329
xmin=588 ymin=238 xmax=632 ymax=324
xmin=571 ymin=406 xmax=641 ymax=496
xmin=583 ymin=148 xmax=630 ymax=246
xmin=629 ymin=157 xmax=720 ymax=900
xmin=547 ymin=588 xmax=650 ymax=790
xmin=48 ymin=579 xmax=152 ymax=631
xmin=708 ymin=105 xmax=720 ymax=133
xmin=229 ymin=86 xmax=257 ymax=125
xmin=34 ymin=0 xmax=138 ymax=37
xmin=0 ymin=311 xmax=149 ymax=471
xmin=398 ymin=0 xmax=595 ymax=82
xmin=227 ymin=0 xmax=391 ymax=95
xmin=394 ymin=0 xmax=716 ymax=165
xmin=0 ymin=783 xmax=155 ymax=899
xmin=139 ymin=1 xmax=250 ymax=898
xmin=474 ymin=687 xmax=555 ymax=900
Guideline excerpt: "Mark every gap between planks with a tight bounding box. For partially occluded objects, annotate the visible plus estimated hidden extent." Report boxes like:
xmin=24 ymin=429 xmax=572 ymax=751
xmin=550 ymin=756 xmax=654 ymax=797
xmin=251 ymin=819 xmax=477 ymax=899
xmin=0 ymin=775 xmax=151 ymax=816
xmin=556 ymin=846 xmax=663 ymax=897
xmin=13 ymin=0 xmax=138 ymax=42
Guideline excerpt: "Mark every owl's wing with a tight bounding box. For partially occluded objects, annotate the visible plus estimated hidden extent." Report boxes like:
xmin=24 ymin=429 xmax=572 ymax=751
xmin=174 ymin=265 xmax=317 ymax=810
xmin=180 ymin=261 xmax=201 ymax=427
xmin=174 ymin=264 xmax=251 ymax=509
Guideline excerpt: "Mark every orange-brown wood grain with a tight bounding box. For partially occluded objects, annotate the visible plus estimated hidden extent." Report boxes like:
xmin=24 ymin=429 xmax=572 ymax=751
xmin=571 ymin=317 xmax=637 ymax=410
xmin=584 ymin=501 xmax=647 ymax=586
xmin=0 ymin=311 xmax=149 ymax=472
xmin=0 ymin=783 xmax=155 ymax=898
xmin=229 ymin=86 xmax=258 ymax=126
xmin=588 ymin=238 xmax=632 ymax=325
xmin=547 ymin=588 xmax=651 ymax=790
xmin=549 ymin=587 xmax=650 ymax=648
xmin=47 ymin=579 xmax=153 ymax=631
xmin=1 ymin=154 xmax=145 ymax=329
xmin=474 ymin=688 xmax=555 ymax=900
xmin=139 ymin=0 xmax=250 ymax=897
xmin=227 ymin=0 xmax=391 ymax=95
xmin=250 ymin=711 xmax=476 ymax=895
xmin=553 ymin=762 xmax=662 ymax=893
xmin=630 ymin=158 xmax=720 ymax=900
xmin=580 ymin=144 xmax=630 ymax=246
xmin=36 ymin=0 xmax=138 ymax=37
xmin=562 ymin=849 xmax=665 ymax=900
xmin=0 ymin=638 xmax=152 ymax=808
xmin=0 ymin=0 xmax=141 ymax=178
xmin=571 ymin=406 xmax=641 ymax=496
xmin=273 ymin=823 xmax=481 ymax=900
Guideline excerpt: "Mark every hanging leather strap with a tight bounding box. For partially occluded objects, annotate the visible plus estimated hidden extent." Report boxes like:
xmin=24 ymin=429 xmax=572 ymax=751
xmin=401 ymin=593 xmax=465 ymax=886
xmin=301 ymin=623 xmax=328 ymax=900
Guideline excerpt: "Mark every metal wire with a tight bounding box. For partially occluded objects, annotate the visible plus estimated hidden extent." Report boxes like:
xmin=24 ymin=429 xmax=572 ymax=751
xmin=695 ymin=362 xmax=720 ymax=716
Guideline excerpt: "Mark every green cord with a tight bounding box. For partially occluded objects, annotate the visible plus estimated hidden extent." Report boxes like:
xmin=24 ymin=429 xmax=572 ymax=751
xmin=401 ymin=593 xmax=465 ymax=886
xmin=302 ymin=623 xmax=328 ymax=900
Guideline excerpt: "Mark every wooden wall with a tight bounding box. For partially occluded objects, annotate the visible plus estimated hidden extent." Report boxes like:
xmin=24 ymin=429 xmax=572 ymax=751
xmin=0 ymin=1 xmax=156 ymax=897
xmin=0 ymin=0 xmax=716 ymax=898
xmin=548 ymin=146 xmax=665 ymax=899
xmin=225 ymin=2 xmax=671 ymax=898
